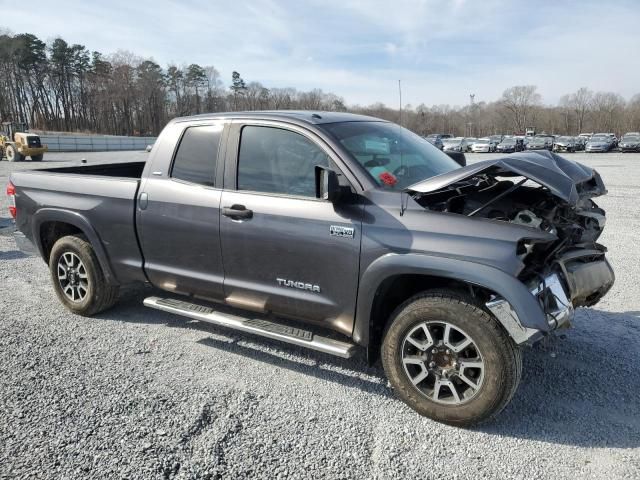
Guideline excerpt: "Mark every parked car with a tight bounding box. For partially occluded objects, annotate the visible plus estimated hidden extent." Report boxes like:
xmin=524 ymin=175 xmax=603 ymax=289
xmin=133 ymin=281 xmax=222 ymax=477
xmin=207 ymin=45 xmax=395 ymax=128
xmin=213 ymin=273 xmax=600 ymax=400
xmin=553 ymin=136 xmax=577 ymax=153
xmin=619 ymin=134 xmax=640 ymax=152
xmin=442 ymin=137 xmax=470 ymax=153
xmin=425 ymin=136 xmax=444 ymax=150
xmin=586 ymin=134 xmax=615 ymax=152
xmin=463 ymin=138 xmax=478 ymax=152
xmin=489 ymin=135 xmax=503 ymax=146
xmin=425 ymin=134 xmax=452 ymax=150
xmin=471 ymin=138 xmax=493 ymax=153
xmin=8 ymin=111 xmax=614 ymax=427
xmin=526 ymin=137 xmax=550 ymax=151
xmin=496 ymin=137 xmax=524 ymax=153
xmin=573 ymin=136 xmax=586 ymax=151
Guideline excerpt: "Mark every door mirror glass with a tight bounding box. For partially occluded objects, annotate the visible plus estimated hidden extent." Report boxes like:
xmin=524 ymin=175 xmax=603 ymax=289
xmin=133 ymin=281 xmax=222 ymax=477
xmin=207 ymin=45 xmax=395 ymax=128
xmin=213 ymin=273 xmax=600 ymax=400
xmin=315 ymin=166 xmax=341 ymax=202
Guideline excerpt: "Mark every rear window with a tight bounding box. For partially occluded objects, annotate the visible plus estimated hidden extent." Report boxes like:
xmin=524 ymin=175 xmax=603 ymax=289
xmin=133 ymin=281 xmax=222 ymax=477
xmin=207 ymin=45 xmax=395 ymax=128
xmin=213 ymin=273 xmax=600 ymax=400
xmin=171 ymin=125 xmax=223 ymax=186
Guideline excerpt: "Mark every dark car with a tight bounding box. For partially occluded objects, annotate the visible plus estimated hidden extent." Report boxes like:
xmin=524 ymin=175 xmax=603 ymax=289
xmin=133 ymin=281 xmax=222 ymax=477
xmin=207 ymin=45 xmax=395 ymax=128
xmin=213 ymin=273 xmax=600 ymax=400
xmin=496 ymin=137 xmax=524 ymax=153
xmin=8 ymin=111 xmax=614 ymax=427
xmin=619 ymin=134 xmax=640 ymax=152
xmin=553 ymin=136 xmax=577 ymax=153
xmin=526 ymin=137 xmax=550 ymax=151
xmin=425 ymin=133 xmax=452 ymax=150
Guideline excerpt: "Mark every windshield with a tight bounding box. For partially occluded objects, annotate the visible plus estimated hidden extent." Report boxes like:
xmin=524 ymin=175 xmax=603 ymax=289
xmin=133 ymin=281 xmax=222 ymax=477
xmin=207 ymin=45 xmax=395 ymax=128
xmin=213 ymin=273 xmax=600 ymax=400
xmin=320 ymin=121 xmax=461 ymax=190
xmin=443 ymin=138 xmax=462 ymax=145
xmin=476 ymin=139 xmax=489 ymax=144
xmin=501 ymin=138 xmax=515 ymax=145
xmin=557 ymin=136 xmax=572 ymax=142
xmin=623 ymin=136 xmax=640 ymax=142
xmin=590 ymin=135 xmax=608 ymax=141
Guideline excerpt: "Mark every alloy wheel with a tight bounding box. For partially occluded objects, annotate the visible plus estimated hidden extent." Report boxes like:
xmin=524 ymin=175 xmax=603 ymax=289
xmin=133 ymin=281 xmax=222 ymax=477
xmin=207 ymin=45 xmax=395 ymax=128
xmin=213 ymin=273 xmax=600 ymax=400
xmin=57 ymin=252 xmax=89 ymax=302
xmin=401 ymin=321 xmax=485 ymax=405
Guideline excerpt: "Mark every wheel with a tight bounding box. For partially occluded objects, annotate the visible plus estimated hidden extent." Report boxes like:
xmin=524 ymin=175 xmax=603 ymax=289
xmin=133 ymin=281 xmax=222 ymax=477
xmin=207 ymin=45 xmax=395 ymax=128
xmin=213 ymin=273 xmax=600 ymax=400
xmin=31 ymin=154 xmax=43 ymax=161
xmin=381 ymin=290 xmax=522 ymax=427
xmin=49 ymin=235 xmax=119 ymax=316
xmin=6 ymin=144 xmax=23 ymax=162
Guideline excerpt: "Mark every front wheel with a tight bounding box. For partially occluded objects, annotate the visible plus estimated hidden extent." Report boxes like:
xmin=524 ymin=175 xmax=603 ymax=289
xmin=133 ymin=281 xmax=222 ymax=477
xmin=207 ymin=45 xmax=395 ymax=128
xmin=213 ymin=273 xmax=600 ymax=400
xmin=6 ymin=144 xmax=23 ymax=162
xmin=382 ymin=290 xmax=522 ymax=427
xmin=49 ymin=235 xmax=119 ymax=316
xmin=31 ymin=154 xmax=43 ymax=161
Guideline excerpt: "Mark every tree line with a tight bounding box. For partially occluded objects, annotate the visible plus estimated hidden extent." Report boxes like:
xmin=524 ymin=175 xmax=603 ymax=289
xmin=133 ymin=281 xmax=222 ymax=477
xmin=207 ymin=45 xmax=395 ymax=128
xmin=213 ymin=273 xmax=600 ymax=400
xmin=1 ymin=32 xmax=639 ymax=137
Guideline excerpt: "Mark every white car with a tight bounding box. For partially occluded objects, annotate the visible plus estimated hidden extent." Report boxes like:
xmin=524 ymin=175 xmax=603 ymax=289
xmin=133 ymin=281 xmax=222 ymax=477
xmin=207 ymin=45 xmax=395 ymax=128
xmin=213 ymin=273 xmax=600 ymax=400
xmin=471 ymin=138 xmax=492 ymax=153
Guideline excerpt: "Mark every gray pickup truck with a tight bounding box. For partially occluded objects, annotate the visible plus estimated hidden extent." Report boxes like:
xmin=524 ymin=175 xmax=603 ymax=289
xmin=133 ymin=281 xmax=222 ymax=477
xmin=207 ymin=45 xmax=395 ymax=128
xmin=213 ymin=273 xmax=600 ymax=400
xmin=8 ymin=111 xmax=614 ymax=426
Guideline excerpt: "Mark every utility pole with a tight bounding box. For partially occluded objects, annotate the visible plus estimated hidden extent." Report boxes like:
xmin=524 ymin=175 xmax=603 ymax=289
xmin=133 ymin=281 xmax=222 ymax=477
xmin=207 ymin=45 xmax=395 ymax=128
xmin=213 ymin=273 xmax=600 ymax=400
xmin=467 ymin=93 xmax=476 ymax=137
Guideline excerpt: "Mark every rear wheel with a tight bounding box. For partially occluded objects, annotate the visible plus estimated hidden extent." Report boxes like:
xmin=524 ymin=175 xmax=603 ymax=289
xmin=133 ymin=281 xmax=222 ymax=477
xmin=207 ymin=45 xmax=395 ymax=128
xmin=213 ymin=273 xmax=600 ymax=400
xmin=49 ymin=235 xmax=119 ymax=316
xmin=6 ymin=144 xmax=23 ymax=162
xmin=31 ymin=154 xmax=43 ymax=161
xmin=382 ymin=290 xmax=522 ymax=427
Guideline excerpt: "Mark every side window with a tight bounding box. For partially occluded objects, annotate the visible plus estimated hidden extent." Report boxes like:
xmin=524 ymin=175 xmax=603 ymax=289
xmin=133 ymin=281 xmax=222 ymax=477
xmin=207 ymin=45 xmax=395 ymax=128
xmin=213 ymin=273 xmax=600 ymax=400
xmin=237 ymin=126 xmax=330 ymax=197
xmin=171 ymin=125 xmax=222 ymax=186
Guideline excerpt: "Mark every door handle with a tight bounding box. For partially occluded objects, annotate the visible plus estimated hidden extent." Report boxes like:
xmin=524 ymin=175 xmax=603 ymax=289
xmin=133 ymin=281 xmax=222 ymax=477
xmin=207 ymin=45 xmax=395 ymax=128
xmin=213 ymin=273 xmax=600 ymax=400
xmin=222 ymin=204 xmax=253 ymax=220
xmin=139 ymin=192 xmax=148 ymax=210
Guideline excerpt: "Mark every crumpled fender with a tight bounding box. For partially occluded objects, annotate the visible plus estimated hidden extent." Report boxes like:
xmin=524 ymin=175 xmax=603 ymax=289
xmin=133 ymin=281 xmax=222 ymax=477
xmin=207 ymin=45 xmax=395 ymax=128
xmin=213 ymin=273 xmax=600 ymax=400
xmin=352 ymin=253 xmax=548 ymax=346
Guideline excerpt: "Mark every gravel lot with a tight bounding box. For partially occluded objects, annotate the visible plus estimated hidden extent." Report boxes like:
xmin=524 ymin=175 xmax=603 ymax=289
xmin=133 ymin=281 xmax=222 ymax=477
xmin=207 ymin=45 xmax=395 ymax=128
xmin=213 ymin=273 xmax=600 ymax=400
xmin=1 ymin=151 xmax=639 ymax=479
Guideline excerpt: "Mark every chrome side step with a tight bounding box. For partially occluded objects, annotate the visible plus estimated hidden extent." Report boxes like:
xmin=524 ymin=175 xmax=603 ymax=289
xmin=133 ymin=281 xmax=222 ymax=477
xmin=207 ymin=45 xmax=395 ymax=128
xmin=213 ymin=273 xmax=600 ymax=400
xmin=143 ymin=296 xmax=358 ymax=358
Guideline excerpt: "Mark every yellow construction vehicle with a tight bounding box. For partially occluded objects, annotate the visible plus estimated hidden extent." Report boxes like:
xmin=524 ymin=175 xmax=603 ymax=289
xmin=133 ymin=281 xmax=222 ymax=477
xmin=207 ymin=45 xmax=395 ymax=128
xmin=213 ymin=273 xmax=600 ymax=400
xmin=0 ymin=121 xmax=47 ymax=162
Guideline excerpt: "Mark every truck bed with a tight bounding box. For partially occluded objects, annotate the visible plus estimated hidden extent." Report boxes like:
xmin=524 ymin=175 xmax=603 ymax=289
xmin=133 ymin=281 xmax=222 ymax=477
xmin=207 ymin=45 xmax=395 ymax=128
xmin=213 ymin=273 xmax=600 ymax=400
xmin=39 ymin=160 xmax=146 ymax=178
xmin=10 ymin=160 xmax=147 ymax=285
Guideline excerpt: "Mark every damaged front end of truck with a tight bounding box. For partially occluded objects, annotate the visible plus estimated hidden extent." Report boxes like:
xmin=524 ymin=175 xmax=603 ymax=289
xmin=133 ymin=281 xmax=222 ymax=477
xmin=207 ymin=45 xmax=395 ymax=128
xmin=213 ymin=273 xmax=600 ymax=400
xmin=407 ymin=151 xmax=615 ymax=341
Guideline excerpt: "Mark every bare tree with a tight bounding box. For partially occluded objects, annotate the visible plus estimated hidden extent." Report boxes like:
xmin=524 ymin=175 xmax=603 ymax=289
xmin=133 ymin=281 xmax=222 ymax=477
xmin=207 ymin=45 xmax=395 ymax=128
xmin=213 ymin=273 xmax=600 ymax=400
xmin=499 ymin=85 xmax=541 ymax=133
xmin=565 ymin=87 xmax=593 ymax=133
xmin=590 ymin=92 xmax=625 ymax=132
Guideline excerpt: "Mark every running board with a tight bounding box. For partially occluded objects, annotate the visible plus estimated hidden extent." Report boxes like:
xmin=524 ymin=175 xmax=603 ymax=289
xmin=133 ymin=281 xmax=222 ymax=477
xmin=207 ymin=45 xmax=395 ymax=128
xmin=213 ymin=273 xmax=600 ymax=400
xmin=143 ymin=296 xmax=358 ymax=358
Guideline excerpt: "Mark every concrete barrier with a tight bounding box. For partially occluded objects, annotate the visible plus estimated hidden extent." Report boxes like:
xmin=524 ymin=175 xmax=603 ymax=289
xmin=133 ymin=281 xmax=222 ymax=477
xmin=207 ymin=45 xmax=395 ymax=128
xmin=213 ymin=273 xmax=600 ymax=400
xmin=38 ymin=134 xmax=157 ymax=152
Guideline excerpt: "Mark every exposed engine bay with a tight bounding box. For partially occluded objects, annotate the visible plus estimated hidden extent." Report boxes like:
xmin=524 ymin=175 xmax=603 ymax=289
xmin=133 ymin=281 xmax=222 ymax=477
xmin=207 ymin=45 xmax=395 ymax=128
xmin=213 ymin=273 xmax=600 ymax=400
xmin=407 ymin=152 xmax=615 ymax=314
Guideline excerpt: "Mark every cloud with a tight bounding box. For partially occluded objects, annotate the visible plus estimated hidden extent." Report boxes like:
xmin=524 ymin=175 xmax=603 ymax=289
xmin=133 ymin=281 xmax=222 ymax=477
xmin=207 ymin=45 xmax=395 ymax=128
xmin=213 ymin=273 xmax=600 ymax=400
xmin=16 ymin=0 xmax=640 ymax=107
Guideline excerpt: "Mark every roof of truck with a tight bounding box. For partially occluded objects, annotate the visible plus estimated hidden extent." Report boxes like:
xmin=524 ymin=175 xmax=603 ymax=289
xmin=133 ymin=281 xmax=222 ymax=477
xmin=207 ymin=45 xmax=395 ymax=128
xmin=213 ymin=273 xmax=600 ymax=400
xmin=172 ymin=110 xmax=387 ymax=125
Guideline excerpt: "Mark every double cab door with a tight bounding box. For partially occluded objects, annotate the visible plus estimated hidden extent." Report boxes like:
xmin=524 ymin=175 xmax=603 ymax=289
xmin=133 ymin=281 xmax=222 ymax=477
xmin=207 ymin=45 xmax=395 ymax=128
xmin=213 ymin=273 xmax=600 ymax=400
xmin=138 ymin=120 xmax=362 ymax=336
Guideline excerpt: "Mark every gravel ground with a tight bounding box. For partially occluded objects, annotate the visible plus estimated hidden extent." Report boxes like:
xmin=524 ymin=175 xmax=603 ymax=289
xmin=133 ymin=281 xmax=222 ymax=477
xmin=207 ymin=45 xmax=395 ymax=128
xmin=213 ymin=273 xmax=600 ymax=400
xmin=1 ymin=151 xmax=639 ymax=479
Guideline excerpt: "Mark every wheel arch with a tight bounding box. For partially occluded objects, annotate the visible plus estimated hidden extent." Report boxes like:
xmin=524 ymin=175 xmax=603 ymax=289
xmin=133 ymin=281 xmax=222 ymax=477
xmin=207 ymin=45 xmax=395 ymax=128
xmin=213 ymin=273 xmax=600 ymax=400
xmin=31 ymin=208 xmax=118 ymax=285
xmin=353 ymin=253 xmax=548 ymax=362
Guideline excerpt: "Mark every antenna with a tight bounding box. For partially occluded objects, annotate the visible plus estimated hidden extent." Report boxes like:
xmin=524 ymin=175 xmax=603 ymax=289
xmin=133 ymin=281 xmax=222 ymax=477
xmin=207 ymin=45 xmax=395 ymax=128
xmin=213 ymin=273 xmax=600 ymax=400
xmin=398 ymin=80 xmax=407 ymax=216
xmin=398 ymin=80 xmax=403 ymax=126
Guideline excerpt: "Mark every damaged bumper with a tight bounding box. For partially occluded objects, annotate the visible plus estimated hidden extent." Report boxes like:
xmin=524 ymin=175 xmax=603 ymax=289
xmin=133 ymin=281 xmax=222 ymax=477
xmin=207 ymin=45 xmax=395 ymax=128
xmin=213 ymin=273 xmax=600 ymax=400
xmin=487 ymin=253 xmax=614 ymax=344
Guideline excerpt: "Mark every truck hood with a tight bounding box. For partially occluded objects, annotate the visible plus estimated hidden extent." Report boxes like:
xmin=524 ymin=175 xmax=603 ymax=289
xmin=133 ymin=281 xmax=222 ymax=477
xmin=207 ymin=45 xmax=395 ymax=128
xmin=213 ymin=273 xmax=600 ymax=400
xmin=406 ymin=150 xmax=606 ymax=206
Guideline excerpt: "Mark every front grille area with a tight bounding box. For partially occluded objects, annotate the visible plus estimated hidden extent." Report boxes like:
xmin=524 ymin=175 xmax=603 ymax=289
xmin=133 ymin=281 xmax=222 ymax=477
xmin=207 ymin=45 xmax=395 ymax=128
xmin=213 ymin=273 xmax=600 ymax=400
xmin=27 ymin=137 xmax=42 ymax=148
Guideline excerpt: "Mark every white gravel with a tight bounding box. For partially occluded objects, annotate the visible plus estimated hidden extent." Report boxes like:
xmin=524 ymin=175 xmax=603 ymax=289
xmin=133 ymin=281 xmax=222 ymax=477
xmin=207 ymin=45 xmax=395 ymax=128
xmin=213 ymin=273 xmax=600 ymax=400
xmin=1 ymin=151 xmax=639 ymax=479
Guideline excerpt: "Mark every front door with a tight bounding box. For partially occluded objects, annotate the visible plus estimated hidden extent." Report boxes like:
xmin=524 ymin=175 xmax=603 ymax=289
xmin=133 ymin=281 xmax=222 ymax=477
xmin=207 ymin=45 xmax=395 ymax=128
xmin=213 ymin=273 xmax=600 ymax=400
xmin=219 ymin=124 xmax=362 ymax=335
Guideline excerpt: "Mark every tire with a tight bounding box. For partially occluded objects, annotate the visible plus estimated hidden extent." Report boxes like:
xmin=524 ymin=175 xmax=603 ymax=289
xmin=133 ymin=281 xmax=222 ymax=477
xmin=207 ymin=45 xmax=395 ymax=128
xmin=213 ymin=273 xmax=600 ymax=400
xmin=49 ymin=235 xmax=119 ymax=316
xmin=6 ymin=144 xmax=23 ymax=162
xmin=381 ymin=290 xmax=522 ymax=427
xmin=31 ymin=154 xmax=43 ymax=162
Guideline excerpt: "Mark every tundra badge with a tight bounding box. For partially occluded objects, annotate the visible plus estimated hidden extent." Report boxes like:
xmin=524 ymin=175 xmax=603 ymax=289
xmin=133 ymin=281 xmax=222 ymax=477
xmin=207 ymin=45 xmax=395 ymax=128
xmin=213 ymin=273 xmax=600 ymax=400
xmin=330 ymin=225 xmax=355 ymax=238
xmin=277 ymin=278 xmax=321 ymax=293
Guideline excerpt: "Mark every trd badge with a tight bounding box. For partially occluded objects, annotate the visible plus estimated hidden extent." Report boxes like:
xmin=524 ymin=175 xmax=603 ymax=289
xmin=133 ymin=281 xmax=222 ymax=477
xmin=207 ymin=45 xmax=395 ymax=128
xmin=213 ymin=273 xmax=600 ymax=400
xmin=330 ymin=225 xmax=355 ymax=238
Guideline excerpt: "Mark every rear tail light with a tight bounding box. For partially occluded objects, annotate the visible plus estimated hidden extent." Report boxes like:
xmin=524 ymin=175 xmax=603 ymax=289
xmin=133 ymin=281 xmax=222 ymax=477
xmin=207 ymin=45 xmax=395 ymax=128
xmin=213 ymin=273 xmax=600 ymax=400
xmin=6 ymin=182 xmax=16 ymax=218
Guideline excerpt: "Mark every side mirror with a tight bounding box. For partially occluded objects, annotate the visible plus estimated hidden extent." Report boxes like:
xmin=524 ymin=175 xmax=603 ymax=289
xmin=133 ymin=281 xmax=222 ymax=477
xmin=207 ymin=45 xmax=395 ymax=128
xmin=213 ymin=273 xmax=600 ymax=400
xmin=445 ymin=151 xmax=466 ymax=167
xmin=315 ymin=165 xmax=341 ymax=202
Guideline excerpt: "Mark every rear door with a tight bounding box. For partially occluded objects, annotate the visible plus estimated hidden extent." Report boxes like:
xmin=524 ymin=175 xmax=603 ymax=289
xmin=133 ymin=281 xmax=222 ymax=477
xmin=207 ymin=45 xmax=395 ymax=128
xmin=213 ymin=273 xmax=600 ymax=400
xmin=137 ymin=122 xmax=227 ymax=301
xmin=219 ymin=122 xmax=363 ymax=335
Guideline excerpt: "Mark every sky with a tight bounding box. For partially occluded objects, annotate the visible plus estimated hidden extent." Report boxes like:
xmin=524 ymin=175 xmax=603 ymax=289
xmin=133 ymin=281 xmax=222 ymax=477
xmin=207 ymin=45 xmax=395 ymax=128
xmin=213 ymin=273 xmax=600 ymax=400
xmin=7 ymin=0 xmax=640 ymax=108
